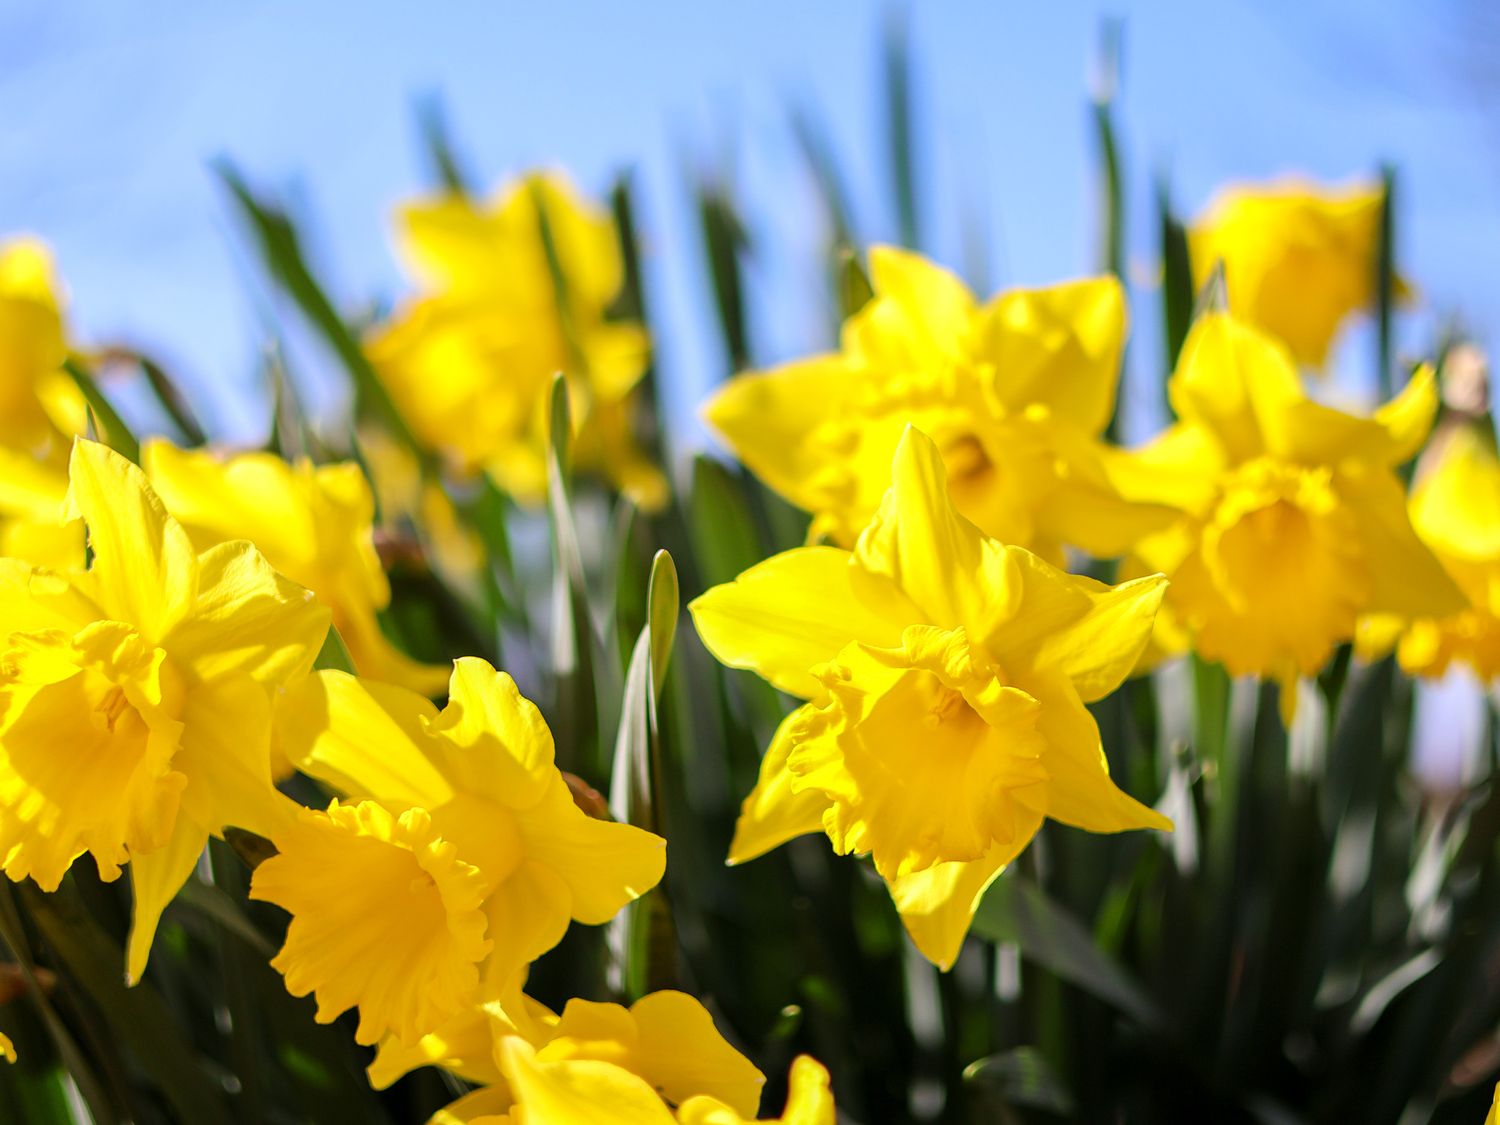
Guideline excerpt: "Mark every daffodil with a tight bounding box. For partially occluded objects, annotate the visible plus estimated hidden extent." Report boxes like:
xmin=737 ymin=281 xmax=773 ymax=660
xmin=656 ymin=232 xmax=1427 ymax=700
xmin=1189 ymin=178 xmax=1405 ymax=368
xmin=689 ymin=426 xmax=1171 ymax=968
xmin=142 ymin=441 xmax=448 ymax=696
xmin=0 ymin=439 xmax=328 ymax=982
xmin=1113 ymin=313 xmax=1464 ymax=714
xmin=416 ymin=987 xmax=767 ymax=1125
xmin=703 ymin=246 xmax=1171 ymax=558
xmin=367 ymin=172 xmax=666 ymax=510
xmin=0 ymin=238 xmax=86 ymax=455
xmin=1486 ymin=1080 xmax=1499 ymax=1125
xmin=0 ymin=1032 xmax=13 ymax=1064
xmin=0 ymin=238 xmax=86 ymax=567
xmin=1358 ymin=422 xmax=1500 ymax=680
xmin=251 ymin=658 xmax=666 ymax=1045
xmin=678 ymin=1056 xmax=834 ymax=1125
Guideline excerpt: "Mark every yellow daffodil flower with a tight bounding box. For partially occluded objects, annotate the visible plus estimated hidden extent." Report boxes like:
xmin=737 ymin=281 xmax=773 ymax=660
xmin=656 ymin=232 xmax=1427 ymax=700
xmin=1486 ymin=1080 xmax=1499 ymax=1125
xmin=1189 ymin=178 xmax=1405 ymax=368
xmin=0 ymin=238 xmax=86 ymax=455
xmin=417 ymin=987 xmax=767 ymax=1125
xmin=251 ymin=658 xmax=666 ymax=1045
xmin=1358 ymin=422 xmax=1500 ymax=679
xmin=367 ymin=172 xmax=666 ymax=510
xmin=0 ymin=1032 xmax=13 ymax=1064
xmin=689 ymin=426 xmax=1171 ymax=968
xmin=0 ymin=238 xmax=86 ymax=566
xmin=703 ymin=246 xmax=1172 ymax=558
xmin=678 ymin=1056 xmax=835 ymax=1125
xmin=142 ymin=441 xmax=449 ymax=696
xmin=0 ymin=439 xmax=328 ymax=982
xmin=1115 ymin=313 xmax=1464 ymax=715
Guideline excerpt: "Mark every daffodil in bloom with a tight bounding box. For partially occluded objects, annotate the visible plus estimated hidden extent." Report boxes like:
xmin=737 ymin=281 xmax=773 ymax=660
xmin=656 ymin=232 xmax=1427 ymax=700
xmin=0 ymin=238 xmax=85 ymax=567
xmin=0 ymin=1032 xmax=13 ymax=1064
xmin=1358 ymin=422 xmax=1500 ymax=680
xmin=0 ymin=238 xmax=86 ymax=456
xmin=703 ymin=246 xmax=1171 ymax=558
xmin=251 ymin=658 xmax=666 ymax=1045
xmin=389 ymin=987 xmax=766 ymax=1124
xmin=1189 ymin=178 xmax=1405 ymax=368
xmin=367 ymin=172 xmax=665 ymax=510
xmin=142 ymin=440 xmax=448 ymax=695
xmin=1113 ymin=313 xmax=1464 ymax=714
xmin=690 ymin=426 xmax=1171 ymax=969
xmin=0 ymin=439 xmax=328 ymax=982
xmin=678 ymin=1056 xmax=834 ymax=1125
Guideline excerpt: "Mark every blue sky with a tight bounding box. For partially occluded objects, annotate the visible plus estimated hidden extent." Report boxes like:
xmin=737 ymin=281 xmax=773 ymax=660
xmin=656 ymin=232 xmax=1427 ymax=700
xmin=3 ymin=0 xmax=1498 ymax=450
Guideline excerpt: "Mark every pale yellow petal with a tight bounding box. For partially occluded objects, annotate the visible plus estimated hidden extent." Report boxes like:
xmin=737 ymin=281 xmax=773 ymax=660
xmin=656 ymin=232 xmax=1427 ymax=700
xmin=482 ymin=860 xmax=574 ymax=987
xmin=174 ymin=675 xmax=297 ymax=840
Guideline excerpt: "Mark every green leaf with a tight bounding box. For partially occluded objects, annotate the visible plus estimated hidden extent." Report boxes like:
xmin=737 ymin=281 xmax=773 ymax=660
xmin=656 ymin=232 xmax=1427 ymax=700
xmin=546 ymin=373 xmax=601 ymax=783
xmin=882 ymin=6 xmax=920 ymax=250
xmin=312 ymin=626 xmax=356 ymax=674
xmin=694 ymin=176 xmax=752 ymax=375
xmin=65 ymin=358 xmax=139 ymax=464
xmin=1157 ymin=177 xmax=1194 ymax=383
xmin=1375 ymin=164 xmax=1397 ymax=401
xmin=214 ymin=162 xmax=429 ymax=464
xmin=20 ymin=884 xmax=234 ymax=1125
xmin=414 ymin=92 xmax=471 ymax=196
xmin=971 ymin=875 xmax=1163 ymax=1031
xmin=965 ymin=1046 xmax=1075 ymax=1115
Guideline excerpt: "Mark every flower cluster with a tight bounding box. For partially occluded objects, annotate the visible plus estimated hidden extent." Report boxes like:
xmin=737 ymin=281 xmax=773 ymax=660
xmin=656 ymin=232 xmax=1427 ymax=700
xmin=0 ymin=160 xmax=1495 ymax=1123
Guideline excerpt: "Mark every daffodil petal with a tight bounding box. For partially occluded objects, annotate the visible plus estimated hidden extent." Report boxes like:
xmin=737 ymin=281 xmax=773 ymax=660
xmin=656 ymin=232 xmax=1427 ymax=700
xmin=163 ymin=540 xmax=329 ymax=687
xmin=514 ymin=776 xmax=665 ymax=924
xmin=625 ymin=990 xmax=766 ymax=1117
xmin=276 ymin=670 xmax=454 ymax=809
xmin=174 ymin=675 xmax=296 ymax=839
xmin=886 ymin=829 xmax=1041 ymax=970
xmin=368 ymin=1003 xmax=503 ymax=1090
xmin=727 ymin=705 xmax=829 ymax=865
xmin=482 ymin=860 xmax=573 ymax=987
xmin=689 ymin=546 xmax=905 ymax=698
xmin=425 ymin=659 xmax=555 ymax=810
xmin=427 ymin=1084 xmax=514 ymax=1125
xmin=852 ymin=426 xmax=1013 ymax=633
xmin=65 ymin=439 xmax=198 ymax=638
xmin=1016 ymin=672 xmax=1173 ymax=834
xmin=496 ymin=1037 xmax=676 ymax=1125
xmin=126 ymin=820 xmax=208 ymax=985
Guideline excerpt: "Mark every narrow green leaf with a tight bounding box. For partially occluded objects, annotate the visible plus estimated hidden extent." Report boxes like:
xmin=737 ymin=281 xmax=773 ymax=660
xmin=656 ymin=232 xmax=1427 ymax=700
xmin=64 ymin=358 xmax=139 ymax=464
xmin=1158 ymin=177 xmax=1194 ymax=382
xmin=694 ymin=178 xmax=752 ymax=374
xmin=546 ymin=373 xmax=601 ymax=783
xmin=838 ymin=248 xmax=874 ymax=323
xmin=214 ymin=162 xmax=430 ymax=464
xmin=1375 ymin=164 xmax=1397 ymax=401
xmin=414 ymin=92 xmax=471 ymax=196
xmin=313 ymin=626 xmax=356 ymax=674
xmin=971 ymin=875 xmax=1164 ymax=1031
xmin=21 ymin=885 xmax=234 ymax=1125
xmin=883 ymin=6 xmax=920 ymax=250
